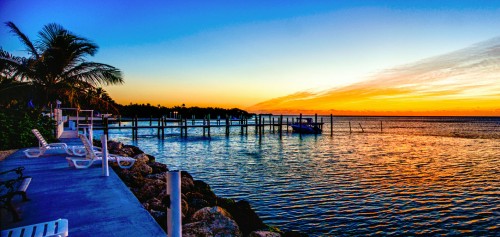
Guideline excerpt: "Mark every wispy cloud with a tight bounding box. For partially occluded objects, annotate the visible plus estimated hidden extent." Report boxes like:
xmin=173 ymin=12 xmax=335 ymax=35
xmin=248 ymin=37 xmax=500 ymax=115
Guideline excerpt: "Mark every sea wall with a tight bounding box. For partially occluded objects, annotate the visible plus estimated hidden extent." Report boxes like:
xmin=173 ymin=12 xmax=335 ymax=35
xmin=104 ymin=140 xmax=307 ymax=237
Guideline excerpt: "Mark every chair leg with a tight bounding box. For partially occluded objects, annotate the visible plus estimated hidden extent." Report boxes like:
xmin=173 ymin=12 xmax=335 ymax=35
xmin=117 ymin=159 xmax=135 ymax=169
xmin=20 ymin=192 xmax=29 ymax=202
xmin=24 ymin=148 xmax=44 ymax=158
xmin=72 ymin=159 xmax=94 ymax=169
xmin=6 ymin=199 xmax=21 ymax=222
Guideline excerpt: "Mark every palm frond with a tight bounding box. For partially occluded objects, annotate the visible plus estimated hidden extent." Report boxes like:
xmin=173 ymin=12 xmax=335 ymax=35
xmin=63 ymin=62 xmax=123 ymax=86
xmin=0 ymin=48 xmax=33 ymax=81
xmin=37 ymin=23 xmax=67 ymax=51
xmin=5 ymin=22 xmax=39 ymax=58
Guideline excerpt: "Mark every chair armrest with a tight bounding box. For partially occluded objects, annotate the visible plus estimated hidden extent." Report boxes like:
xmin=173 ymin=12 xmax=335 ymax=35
xmin=0 ymin=179 xmax=17 ymax=197
xmin=0 ymin=167 xmax=25 ymax=179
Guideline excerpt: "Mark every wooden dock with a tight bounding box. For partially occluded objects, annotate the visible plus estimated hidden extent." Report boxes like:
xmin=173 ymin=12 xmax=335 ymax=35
xmin=91 ymin=114 xmax=330 ymax=140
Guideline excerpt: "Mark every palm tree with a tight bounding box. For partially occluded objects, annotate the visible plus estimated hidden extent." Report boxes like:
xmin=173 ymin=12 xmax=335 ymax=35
xmin=0 ymin=21 xmax=123 ymax=109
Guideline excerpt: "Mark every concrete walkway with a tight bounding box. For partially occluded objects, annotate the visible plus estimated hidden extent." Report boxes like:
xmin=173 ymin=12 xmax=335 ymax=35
xmin=0 ymin=138 xmax=166 ymax=237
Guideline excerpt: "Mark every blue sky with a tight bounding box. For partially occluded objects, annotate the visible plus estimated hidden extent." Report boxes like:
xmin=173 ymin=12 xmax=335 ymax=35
xmin=2 ymin=0 xmax=500 ymax=109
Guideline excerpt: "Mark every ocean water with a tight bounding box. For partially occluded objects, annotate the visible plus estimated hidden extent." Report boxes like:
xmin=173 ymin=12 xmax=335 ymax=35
xmin=94 ymin=116 xmax=500 ymax=236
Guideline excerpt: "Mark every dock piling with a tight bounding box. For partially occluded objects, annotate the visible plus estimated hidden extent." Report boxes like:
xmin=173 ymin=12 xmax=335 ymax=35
xmin=330 ymin=114 xmax=333 ymax=136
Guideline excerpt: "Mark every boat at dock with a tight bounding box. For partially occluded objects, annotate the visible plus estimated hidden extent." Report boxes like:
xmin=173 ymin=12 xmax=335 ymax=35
xmin=290 ymin=118 xmax=322 ymax=134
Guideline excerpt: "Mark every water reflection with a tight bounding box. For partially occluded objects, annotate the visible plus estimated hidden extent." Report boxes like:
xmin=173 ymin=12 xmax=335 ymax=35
xmin=96 ymin=117 xmax=499 ymax=236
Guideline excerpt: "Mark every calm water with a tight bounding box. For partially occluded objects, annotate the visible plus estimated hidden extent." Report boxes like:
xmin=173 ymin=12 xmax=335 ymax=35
xmin=94 ymin=117 xmax=500 ymax=236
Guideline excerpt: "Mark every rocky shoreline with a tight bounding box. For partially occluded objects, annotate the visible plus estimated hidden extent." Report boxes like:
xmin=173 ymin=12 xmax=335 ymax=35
xmin=103 ymin=140 xmax=308 ymax=237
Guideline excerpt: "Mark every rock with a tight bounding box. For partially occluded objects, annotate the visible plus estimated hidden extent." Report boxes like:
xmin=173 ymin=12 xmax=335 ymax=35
xmin=107 ymin=140 xmax=123 ymax=152
xmin=181 ymin=175 xmax=195 ymax=193
xmin=146 ymin=171 xmax=167 ymax=180
xmin=219 ymin=200 xmax=267 ymax=236
xmin=148 ymin=161 xmax=167 ymax=174
xmin=181 ymin=171 xmax=193 ymax=180
xmin=282 ymin=231 xmax=309 ymax=237
xmin=193 ymin=180 xmax=217 ymax=206
xmin=124 ymin=144 xmax=144 ymax=156
xmin=249 ymin=231 xmax=281 ymax=237
xmin=118 ymin=146 xmax=135 ymax=157
xmin=216 ymin=197 xmax=235 ymax=207
xmin=186 ymin=192 xmax=211 ymax=210
xmin=181 ymin=197 xmax=189 ymax=219
xmin=114 ymin=169 xmax=145 ymax=188
xmin=135 ymin=178 xmax=165 ymax=201
xmin=183 ymin=206 xmax=242 ymax=237
xmin=146 ymin=197 xmax=165 ymax=211
xmin=130 ymin=154 xmax=152 ymax=175
xmin=146 ymin=154 xmax=156 ymax=162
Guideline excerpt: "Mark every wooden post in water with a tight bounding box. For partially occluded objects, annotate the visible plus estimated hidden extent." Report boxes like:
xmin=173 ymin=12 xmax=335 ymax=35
xmin=255 ymin=115 xmax=258 ymax=133
xmin=259 ymin=114 xmax=262 ymax=139
xmin=119 ymin=115 xmax=122 ymax=127
xmin=157 ymin=116 xmax=160 ymax=138
xmin=240 ymin=115 xmax=244 ymax=135
xmin=260 ymin=116 xmax=263 ymax=135
xmin=202 ymin=117 xmax=206 ymax=137
xmin=162 ymin=116 xmax=165 ymax=139
xmin=314 ymin=113 xmax=318 ymax=135
xmin=359 ymin=123 xmax=364 ymax=133
xmin=179 ymin=118 xmax=184 ymax=137
xmin=349 ymin=121 xmax=352 ymax=134
xmin=225 ymin=115 xmax=230 ymax=137
xmin=135 ymin=116 xmax=139 ymax=140
xmin=131 ymin=116 xmax=135 ymax=139
xmin=286 ymin=117 xmax=289 ymax=133
xmin=299 ymin=113 xmax=303 ymax=138
xmin=279 ymin=115 xmax=283 ymax=138
xmin=269 ymin=115 xmax=272 ymax=131
xmin=179 ymin=118 xmax=183 ymax=137
xmin=272 ymin=117 xmax=275 ymax=133
xmin=380 ymin=121 xmax=383 ymax=133
xmin=330 ymin=114 xmax=333 ymax=136
xmin=207 ymin=114 xmax=211 ymax=138
xmin=132 ymin=116 xmax=136 ymax=140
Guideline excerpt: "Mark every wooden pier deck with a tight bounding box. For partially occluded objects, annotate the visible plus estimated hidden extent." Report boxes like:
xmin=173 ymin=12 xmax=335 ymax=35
xmin=89 ymin=114 xmax=330 ymax=139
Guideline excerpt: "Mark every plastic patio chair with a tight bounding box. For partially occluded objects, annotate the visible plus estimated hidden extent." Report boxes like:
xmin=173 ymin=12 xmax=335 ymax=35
xmin=66 ymin=134 xmax=136 ymax=169
xmin=1 ymin=218 xmax=68 ymax=237
xmin=23 ymin=129 xmax=82 ymax=158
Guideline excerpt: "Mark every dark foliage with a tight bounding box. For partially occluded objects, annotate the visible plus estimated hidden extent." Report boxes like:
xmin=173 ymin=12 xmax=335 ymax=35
xmin=118 ymin=103 xmax=254 ymax=119
xmin=0 ymin=109 xmax=55 ymax=150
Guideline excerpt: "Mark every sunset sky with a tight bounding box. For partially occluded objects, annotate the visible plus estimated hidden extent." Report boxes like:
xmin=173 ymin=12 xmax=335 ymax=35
xmin=1 ymin=1 xmax=500 ymax=115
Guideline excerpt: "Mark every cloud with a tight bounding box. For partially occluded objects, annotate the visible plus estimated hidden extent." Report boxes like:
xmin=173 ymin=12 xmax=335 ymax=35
xmin=248 ymin=37 xmax=500 ymax=115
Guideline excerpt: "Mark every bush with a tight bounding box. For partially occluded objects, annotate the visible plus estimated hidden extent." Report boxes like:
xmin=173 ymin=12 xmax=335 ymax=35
xmin=0 ymin=109 xmax=55 ymax=150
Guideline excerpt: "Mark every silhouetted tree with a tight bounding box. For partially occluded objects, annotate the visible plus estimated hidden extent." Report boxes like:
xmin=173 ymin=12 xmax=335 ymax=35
xmin=0 ymin=22 xmax=123 ymax=109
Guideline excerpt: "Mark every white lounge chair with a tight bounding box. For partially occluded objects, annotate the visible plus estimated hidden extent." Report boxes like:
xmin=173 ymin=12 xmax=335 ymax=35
xmin=66 ymin=134 xmax=135 ymax=169
xmin=1 ymin=218 xmax=68 ymax=237
xmin=23 ymin=129 xmax=84 ymax=158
